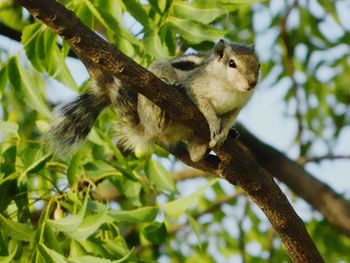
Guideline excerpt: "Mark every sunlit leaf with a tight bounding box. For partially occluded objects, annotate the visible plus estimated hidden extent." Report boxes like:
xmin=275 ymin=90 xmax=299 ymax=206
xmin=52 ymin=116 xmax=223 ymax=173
xmin=22 ymin=22 xmax=44 ymax=72
xmin=163 ymin=179 xmax=218 ymax=218
xmin=0 ymin=1 xmax=27 ymax=30
xmin=82 ymin=0 xmax=114 ymax=33
xmin=173 ymin=1 xmax=227 ymax=24
xmin=0 ymin=65 xmax=8 ymax=98
xmin=48 ymin=188 xmax=89 ymax=233
xmin=167 ymin=17 xmax=227 ymax=43
xmin=0 ymin=121 xmax=19 ymax=140
xmin=0 ymin=214 xmax=34 ymax=242
xmin=146 ymin=159 xmax=176 ymax=192
xmin=120 ymin=0 xmax=154 ymax=28
xmin=24 ymin=153 xmax=52 ymax=175
xmin=107 ymin=206 xmax=158 ymax=223
xmin=67 ymin=205 xmax=108 ymax=240
xmin=7 ymin=56 xmax=51 ymax=117
xmin=38 ymin=243 xmax=68 ymax=263
xmin=144 ymin=29 xmax=169 ymax=59
xmin=188 ymin=214 xmax=202 ymax=249
xmin=66 ymin=153 xmax=81 ymax=187
xmin=122 ymin=178 xmax=142 ymax=207
xmin=69 ymin=248 xmax=134 ymax=263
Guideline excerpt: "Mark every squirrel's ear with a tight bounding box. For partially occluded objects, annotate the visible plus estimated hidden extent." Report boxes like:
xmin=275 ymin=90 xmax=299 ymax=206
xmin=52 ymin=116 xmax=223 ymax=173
xmin=214 ymin=39 xmax=225 ymax=58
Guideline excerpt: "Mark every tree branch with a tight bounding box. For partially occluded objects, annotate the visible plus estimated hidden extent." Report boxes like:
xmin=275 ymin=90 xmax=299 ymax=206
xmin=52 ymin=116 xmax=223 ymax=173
xmin=14 ymin=0 xmax=323 ymax=261
xmin=171 ymin=168 xmax=207 ymax=181
xmin=299 ymin=154 xmax=350 ymax=164
xmin=237 ymin=123 xmax=350 ymax=237
xmin=0 ymin=23 xmax=21 ymax=41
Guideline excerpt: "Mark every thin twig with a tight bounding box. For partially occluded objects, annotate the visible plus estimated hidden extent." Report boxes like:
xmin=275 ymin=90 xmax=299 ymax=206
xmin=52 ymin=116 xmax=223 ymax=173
xmin=298 ymin=154 xmax=350 ymax=165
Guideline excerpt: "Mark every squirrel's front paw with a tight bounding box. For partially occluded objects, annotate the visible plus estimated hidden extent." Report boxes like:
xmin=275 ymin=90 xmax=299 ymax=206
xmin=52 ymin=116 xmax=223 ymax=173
xmin=209 ymin=121 xmax=222 ymax=148
xmin=209 ymin=132 xmax=227 ymax=148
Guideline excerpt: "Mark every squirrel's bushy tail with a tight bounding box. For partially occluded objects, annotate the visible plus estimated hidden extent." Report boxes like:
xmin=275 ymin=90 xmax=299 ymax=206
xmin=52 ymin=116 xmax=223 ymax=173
xmin=47 ymin=89 xmax=110 ymax=154
xmin=113 ymin=88 xmax=152 ymax=155
xmin=46 ymin=71 xmax=153 ymax=156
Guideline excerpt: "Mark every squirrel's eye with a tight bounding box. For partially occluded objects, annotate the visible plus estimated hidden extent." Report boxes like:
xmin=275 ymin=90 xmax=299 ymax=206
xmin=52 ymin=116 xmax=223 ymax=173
xmin=228 ymin=59 xmax=237 ymax=68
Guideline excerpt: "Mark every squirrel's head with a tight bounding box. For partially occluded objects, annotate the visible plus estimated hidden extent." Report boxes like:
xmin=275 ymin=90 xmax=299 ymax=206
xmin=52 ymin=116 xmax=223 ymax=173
xmin=212 ymin=39 xmax=260 ymax=92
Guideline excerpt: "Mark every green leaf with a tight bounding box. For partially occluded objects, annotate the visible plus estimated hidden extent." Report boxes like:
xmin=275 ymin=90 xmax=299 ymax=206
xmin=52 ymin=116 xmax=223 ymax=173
xmin=0 ymin=146 xmax=17 ymax=214
xmin=96 ymin=129 xmax=130 ymax=174
xmin=31 ymin=222 xmax=64 ymax=258
xmin=102 ymin=237 xmax=129 ymax=258
xmin=36 ymin=120 xmax=50 ymax=133
xmin=142 ymin=222 xmax=167 ymax=244
xmin=38 ymin=243 xmax=68 ymax=263
xmin=120 ymin=0 xmax=154 ymax=28
xmin=0 ymin=245 xmax=17 ymax=263
xmin=144 ymin=29 xmax=169 ymax=59
xmin=75 ymin=3 xmax=94 ymax=28
xmin=69 ymin=248 xmax=134 ymax=263
xmin=154 ymin=145 xmax=169 ymax=158
xmin=77 ymin=239 xmax=110 ymax=258
xmin=67 ymin=153 xmax=81 ymax=187
xmin=42 ymin=29 xmax=78 ymax=90
xmin=0 ymin=144 xmax=17 ymax=180
xmin=148 ymin=0 xmax=162 ymax=13
xmin=107 ymin=206 xmax=158 ymax=223
xmin=0 ymin=214 xmax=34 ymax=242
xmin=69 ymin=240 xmax=87 ymax=258
xmin=0 ymin=65 xmax=8 ymax=98
xmin=43 ymin=29 xmax=59 ymax=76
xmin=0 ymin=121 xmax=19 ymax=140
xmin=167 ymin=17 xmax=227 ymax=44
xmin=21 ymin=22 xmax=45 ymax=72
xmin=48 ymin=188 xmax=89 ymax=233
xmin=122 ymin=178 xmax=142 ymax=207
xmin=218 ymin=0 xmax=259 ymax=3
xmin=43 ymin=223 xmax=64 ymax=255
xmin=188 ymin=214 xmax=202 ymax=249
xmin=173 ymin=1 xmax=227 ymax=24
xmin=67 ymin=205 xmax=108 ymax=240
xmin=7 ymin=56 xmax=51 ymax=117
xmin=82 ymin=0 xmax=114 ymax=32
xmin=23 ymin=153 xmax=52 ymax=175
xmin=0 ymin=1 xmax=27 ymax=31
xmin=163 ymin=179 xmax=218 ymax=218
xmin=146 ymin=158 xmax=176 ymax=192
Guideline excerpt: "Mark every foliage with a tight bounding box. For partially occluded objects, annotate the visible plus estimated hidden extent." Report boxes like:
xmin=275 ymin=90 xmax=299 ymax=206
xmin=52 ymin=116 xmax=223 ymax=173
xmin=0 ymin=0 xmax=349 ymax=262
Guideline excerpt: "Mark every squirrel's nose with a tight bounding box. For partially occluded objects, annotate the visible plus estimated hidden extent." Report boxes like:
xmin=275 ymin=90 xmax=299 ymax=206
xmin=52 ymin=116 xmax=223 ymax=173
xmin=248 ymin=80 xmax=257 ymax=88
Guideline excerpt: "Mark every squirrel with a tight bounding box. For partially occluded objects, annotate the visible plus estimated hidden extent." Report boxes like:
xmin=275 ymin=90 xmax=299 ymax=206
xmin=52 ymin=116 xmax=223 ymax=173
xmin=47 ymin=39 xmax=260 ymax=161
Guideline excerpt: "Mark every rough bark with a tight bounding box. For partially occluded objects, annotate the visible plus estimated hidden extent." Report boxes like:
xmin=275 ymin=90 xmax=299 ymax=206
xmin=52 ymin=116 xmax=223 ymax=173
xmin=237 ymin=123 xmax=350 ymax=237
xmin=14 ymin=0 xmax=324 ymax=261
